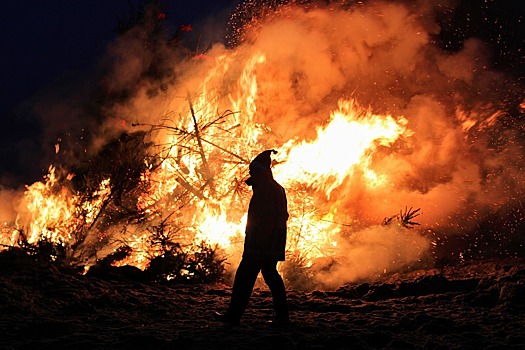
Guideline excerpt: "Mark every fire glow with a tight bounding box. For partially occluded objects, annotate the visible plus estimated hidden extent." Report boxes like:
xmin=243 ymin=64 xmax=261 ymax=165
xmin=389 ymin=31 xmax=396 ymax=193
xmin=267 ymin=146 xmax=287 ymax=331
xmin=276 ymin=99 xmax=410 ymax=196
xmin=2 ymin=1 xmax=523 ymax=289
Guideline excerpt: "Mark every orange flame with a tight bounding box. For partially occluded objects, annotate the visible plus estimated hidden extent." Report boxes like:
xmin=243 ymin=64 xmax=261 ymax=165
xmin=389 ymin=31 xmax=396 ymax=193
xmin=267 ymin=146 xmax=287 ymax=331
xmin=5 ymin=44 xmax=414 ymax=272
xmin=275 ymin=99 xmax=410 ymax=196
xmin=1 ymin=1 xmax=520 ymax=289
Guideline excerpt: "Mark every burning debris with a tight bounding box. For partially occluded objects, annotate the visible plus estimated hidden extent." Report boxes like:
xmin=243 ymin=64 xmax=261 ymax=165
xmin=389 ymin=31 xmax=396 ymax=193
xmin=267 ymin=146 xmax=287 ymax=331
xmin=382 ymin=207 xmax=421 ymax=229
xmin=1 ymin=1 xmax=524 ymax=290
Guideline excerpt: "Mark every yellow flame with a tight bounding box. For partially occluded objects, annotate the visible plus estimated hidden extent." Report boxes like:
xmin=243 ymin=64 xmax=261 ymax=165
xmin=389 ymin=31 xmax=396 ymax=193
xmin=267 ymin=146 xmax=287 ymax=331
xmin=5 ymin=44 xmax=413 ymax=271
xmin=15 ymin=166 xmax=111 ymax=248
xmin=275 ymin=99 xmax=410 ymax=196
xmin=193 ymin=204 xmax=246 ymax=248
xmin=21 ymin=166 xmax=77 ymax=243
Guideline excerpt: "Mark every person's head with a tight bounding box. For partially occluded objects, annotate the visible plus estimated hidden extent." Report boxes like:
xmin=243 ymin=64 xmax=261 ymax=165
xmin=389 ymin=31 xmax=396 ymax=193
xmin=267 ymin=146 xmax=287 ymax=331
xmin=245 ymin=149 xmax=276 ymax=186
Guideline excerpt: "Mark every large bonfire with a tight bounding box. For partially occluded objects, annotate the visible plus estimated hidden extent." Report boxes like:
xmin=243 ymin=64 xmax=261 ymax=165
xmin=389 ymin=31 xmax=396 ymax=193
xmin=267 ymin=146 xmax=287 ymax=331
xmin=1 ymin=0 xmax=523 ymax=290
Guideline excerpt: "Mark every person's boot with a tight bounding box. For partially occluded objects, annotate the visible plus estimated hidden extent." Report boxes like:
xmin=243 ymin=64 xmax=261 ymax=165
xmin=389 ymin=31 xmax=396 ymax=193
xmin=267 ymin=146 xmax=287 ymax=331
xmin=272 ymin=300 xmax=289 ymax=327
xmin=268 ymin=308 xmax=289 ymax=328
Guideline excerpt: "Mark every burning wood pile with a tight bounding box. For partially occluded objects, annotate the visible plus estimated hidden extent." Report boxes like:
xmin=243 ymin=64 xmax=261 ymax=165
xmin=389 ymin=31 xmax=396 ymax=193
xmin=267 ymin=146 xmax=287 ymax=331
xmin=3 ymin=94 xmax=421 ymax=289
xmin=1 ymin=1 xmax=523 ymax=290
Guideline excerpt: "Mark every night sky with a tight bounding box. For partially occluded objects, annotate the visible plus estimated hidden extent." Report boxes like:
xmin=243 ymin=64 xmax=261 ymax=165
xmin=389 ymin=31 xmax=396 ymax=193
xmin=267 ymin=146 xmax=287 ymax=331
xmin=0 ymin=0 xmax=240 ymax=187
xmin=0 ymin=0 xmax=523 ymax=188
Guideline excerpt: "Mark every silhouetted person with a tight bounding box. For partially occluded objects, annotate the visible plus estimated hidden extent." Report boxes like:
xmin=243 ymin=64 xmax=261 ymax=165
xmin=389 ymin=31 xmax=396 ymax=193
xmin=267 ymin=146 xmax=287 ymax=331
xmin=214 ymin=149 xmax=289 ymax=326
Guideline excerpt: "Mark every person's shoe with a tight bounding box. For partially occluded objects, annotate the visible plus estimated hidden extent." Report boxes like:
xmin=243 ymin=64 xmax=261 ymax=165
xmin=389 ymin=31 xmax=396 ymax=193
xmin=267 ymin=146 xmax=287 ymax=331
xmin=212 ymin=312 xmax=240 ymax=326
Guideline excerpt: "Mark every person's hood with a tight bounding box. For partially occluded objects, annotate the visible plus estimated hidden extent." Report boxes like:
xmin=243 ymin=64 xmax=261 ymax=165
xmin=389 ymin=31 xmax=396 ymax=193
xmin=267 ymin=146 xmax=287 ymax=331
xmin=245 ymin=149 xmax=277 ymax=187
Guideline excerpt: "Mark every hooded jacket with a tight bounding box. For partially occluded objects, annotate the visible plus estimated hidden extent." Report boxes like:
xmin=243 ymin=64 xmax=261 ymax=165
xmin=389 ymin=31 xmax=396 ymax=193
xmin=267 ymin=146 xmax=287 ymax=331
xmin=243 ymin=172 xmax=289 ymax=261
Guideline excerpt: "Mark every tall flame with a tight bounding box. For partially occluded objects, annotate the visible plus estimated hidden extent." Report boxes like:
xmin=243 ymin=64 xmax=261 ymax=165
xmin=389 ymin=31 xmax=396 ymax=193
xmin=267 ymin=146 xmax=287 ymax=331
xmin=2 ymin=1 xmax=522 ymax=288
xmin=3 ymin=27 xmax=419 ymax=273
xmin=276 ymin=99 xmax=410 ymax=196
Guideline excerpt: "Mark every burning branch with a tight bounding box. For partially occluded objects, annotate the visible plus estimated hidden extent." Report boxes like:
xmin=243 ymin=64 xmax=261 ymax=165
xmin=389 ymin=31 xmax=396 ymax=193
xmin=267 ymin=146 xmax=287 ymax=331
xmin=131 ymin=98 xmax=250 ymax=209
xmin=146 ymin=219 xmax=183 ymax=255
xmin=15 ymin=228 xmax=67 ymax=266
xmin=382 ymin=206 xmax=421 ymax=229
xmin=132 ymin=112 xmax=248 ymax=164
xmin=187 ymin=92 xmax=214 ymax=189
xmin=141 ymin=219 xmax=226 ymax=283
xmin=175 ymin=174 xmax=205 ymax=200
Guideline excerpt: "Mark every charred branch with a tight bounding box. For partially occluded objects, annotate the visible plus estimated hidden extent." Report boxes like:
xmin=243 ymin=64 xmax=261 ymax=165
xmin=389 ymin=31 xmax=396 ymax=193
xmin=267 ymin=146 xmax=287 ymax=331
xmin=382 ymin=206 xmax=422 ymax=229
xmin=187 ymin=93 xmax=214 ymax=188
xmin=176 ymin=175 xmax=205 ymax=200
xmin=133 ymin=115 xmax=248 ymax=163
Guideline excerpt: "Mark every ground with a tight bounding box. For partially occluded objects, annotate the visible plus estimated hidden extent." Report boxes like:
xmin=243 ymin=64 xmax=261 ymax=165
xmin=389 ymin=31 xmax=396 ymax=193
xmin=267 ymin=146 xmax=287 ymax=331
xmin=0 ymin=256 xmax=523 ymax=349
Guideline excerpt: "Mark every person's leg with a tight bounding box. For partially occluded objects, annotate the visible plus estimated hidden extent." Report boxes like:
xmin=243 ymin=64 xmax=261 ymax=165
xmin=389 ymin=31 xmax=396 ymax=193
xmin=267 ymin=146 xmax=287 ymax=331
xmin=226 ymin=258 xmax=260 ymax=322
xmin=261 ymin=261 xmax=289 ymax=323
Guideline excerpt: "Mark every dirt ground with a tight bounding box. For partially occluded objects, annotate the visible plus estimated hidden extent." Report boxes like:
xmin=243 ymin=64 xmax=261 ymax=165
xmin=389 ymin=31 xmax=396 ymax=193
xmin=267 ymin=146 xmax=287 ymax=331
xmin=0 ymin=256 xmax=524 ymax=350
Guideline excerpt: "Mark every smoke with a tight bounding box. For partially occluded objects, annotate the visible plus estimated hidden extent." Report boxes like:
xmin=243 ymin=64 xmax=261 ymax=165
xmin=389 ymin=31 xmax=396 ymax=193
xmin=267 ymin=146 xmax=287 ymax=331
xmin=312 ymin=224 xmax=432 ymax=289
xmin=2 ymin=1 xmax=523 ymax=289
xmin=221 ymin=0 xmax=523 ymax=286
